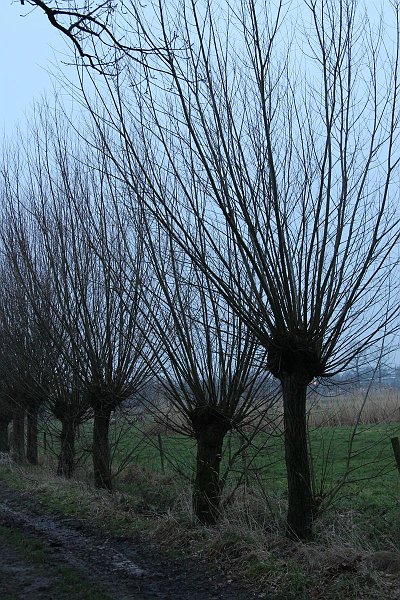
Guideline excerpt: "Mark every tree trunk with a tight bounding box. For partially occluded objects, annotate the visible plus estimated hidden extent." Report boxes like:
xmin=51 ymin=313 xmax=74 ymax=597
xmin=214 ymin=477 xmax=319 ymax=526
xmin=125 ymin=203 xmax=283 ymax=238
xmin=191 ymin=408 xmax=229 ymax=526
xmin=11 ymin=405 xmax=25 ymax=463
xmin=282 ymin=373 xmax=313 ymax=541
xmin=0 ymin=418 xmax=10 ymax=452
xmin=26 ymin=405 xmax=39 ymax=465
xmin=92 ymin=406 xmax=113 ymax=491
xmin=57 ymin=418 xmax=76 ymax=478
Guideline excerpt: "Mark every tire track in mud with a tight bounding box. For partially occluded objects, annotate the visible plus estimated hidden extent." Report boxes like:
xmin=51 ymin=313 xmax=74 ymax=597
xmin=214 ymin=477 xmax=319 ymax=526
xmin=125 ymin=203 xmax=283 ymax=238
xmin=0 ymin=482 xmax=257 ymax=600
xmin=0 ymin=502 xmax=146 ymax=600
xmin=0 ymin=502 xmax=146 ymax=577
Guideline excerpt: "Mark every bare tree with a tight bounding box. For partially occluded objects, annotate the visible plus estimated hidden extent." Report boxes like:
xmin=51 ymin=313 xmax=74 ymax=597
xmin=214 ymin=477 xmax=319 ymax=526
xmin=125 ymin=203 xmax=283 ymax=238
xmin=1 ymin=117 xmax=158 ymax=490
xmin=0 ymin=312 xmax=26 ymax=462
xmin=0 ymin=159 xmax=91 ymax=473
xmin=76 ymin=0 xmax=400 ymax=539
xmin=16 ymin=0 xmax=173 ymax=74
xmin=0 ymin=397 xmax=13 ymax=453
xmin=130 ymin=214 xmax=276 ymax=524
xmin=48 ymin=349 xmax=91 ymax=478
xmin=0 ymin=255 xmax=57 ymax=464
xmin=18 ymin=0 xmax=120 ymax=67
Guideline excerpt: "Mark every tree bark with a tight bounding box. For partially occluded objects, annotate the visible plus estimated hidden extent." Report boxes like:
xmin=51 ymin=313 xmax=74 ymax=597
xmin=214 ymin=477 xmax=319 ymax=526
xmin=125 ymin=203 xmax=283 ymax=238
xmin=191 ymin=408 xmax=229 ymax=526
xmin=0 ymin=418 xmax=10 ymax=452
xmin=282 ymin=373 xmax=314 ymax=541
xmin=92 ymin=406 xmax=113 ymax=491
xmin=11 ymin=405 xmax=25 ymax=463
xmin=57 ymin=418 xmax=76 ymax=478
xmin=26 ymin=405 xmax=39 ymax=465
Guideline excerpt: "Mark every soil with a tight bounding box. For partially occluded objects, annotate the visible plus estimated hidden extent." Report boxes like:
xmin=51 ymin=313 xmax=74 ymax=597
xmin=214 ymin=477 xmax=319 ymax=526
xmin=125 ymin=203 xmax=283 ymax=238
xmin=0 ymin=481 xmax=259 ymax=600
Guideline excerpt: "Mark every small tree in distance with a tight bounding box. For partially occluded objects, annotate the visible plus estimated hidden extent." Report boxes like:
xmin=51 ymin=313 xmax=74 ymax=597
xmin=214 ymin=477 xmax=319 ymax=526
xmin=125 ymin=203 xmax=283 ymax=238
xmin=0 ymin=257 xmax=56 ymax=464
xmin=0 ymin=395 xmax=13 ymax=453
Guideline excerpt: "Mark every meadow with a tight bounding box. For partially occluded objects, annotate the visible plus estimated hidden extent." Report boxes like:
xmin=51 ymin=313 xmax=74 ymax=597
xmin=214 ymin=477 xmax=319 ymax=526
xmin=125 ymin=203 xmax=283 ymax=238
xmin=37 ymin=389 xmax=400 ymax=534
xmin=2 ymin=389 xmax=400 ymax=599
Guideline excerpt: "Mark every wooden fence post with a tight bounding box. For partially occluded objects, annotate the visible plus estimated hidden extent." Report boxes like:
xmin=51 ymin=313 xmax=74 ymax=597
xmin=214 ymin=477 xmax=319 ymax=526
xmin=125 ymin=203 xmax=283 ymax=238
xmin=390 ymin=437 xmax=400 ymax=474
xmin=158 ymin=433 xmax=166 ymax=475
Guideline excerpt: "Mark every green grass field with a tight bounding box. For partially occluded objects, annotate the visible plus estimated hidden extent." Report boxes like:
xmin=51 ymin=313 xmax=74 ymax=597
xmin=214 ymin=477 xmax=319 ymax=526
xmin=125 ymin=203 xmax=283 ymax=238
xmin=2 ymin=417 xmax=400 ymax=600
xmin=40 ymin=416 xmax=400 ymax=532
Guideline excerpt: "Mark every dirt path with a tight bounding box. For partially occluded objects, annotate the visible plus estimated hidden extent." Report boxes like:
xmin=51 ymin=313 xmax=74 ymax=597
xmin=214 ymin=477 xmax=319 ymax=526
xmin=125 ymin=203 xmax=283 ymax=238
xmin=0 ymin=482 xmax=259 ymax=600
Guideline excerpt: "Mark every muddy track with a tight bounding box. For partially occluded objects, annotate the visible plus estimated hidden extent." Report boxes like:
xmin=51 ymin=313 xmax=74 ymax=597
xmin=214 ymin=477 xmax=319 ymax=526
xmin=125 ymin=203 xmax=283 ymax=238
xmin=0 ymin=482 xmax=259 ymax=600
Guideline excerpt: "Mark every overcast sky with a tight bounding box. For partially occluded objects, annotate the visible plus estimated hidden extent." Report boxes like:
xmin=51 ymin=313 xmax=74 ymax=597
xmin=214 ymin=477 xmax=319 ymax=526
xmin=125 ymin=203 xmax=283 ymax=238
xmin=1 ymin=2 xmax=395 ymax=137
xmin=1 ymin=1 xmax=76 ymax=137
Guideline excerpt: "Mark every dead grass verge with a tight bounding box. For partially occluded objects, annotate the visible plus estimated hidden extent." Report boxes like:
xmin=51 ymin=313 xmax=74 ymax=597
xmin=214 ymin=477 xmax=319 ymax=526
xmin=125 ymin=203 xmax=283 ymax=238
xmin=0 ymin=461 xmax=399 ymax=599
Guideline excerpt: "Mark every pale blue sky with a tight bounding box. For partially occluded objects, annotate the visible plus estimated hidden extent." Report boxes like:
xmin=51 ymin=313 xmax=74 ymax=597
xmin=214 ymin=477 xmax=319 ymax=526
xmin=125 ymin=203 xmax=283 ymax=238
xmin=0 ymin=2 xmax=394 ymax=137
xmin=1 ymin=1 xmax=74 ymax=136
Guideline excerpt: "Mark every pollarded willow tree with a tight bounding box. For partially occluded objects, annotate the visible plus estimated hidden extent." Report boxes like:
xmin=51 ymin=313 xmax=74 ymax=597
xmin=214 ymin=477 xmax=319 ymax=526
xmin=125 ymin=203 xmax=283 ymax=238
xmin=74 ymin=0 xmax=400 ymax=539
xmin=130 ymin=213 xmax=276 ymax=525
xmin=1 ymin=117 xmax=159 ymax=490
xmin=47 ymin=353 xmax=91 ymax=479
xmin=0 ymin=395 xmax=13 ymax=453
xmin=0 ymin=257 xmax=56 ymax=464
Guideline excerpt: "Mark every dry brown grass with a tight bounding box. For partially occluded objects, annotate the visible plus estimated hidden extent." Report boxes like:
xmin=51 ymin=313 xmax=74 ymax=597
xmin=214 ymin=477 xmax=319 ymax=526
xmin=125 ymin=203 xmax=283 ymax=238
xmin=117 ymin=389 xmax=400 ymax=442
xmin=255 ymin=389 xmax=400 ymax=432
xmin=308 ymin=389 xmax=400 ymax=427
xmin=150 ymin=483 xmax=400 ymax=599
xmin=2 ymin=459 xmax=400 ymax=599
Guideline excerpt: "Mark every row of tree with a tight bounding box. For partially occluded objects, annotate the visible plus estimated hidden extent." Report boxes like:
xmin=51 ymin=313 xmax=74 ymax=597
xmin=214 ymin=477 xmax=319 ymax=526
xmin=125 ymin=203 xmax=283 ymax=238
xmin=8 ymin=0 xmax=400 ymax=540
xmin=0 ymin=115 xmax=276 ymax=527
